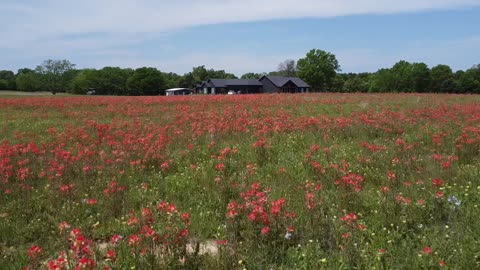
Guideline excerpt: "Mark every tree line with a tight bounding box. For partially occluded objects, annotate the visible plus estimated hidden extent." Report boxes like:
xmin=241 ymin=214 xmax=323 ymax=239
xmin=1 ymin=49 xmax=479 ymax=94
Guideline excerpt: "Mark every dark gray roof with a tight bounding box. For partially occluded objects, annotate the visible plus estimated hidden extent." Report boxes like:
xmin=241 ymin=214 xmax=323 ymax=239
xmin=209 ymin=79 xmax=263 ymax=88
xmin=261 ymin=76 xmax=310 ymax=88
xmin=200 ymin=81 xmax=214 ymax=88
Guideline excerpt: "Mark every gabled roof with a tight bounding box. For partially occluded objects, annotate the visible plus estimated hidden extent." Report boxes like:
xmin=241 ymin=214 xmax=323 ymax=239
xmin=208 ymin=79 xmax=263 ymax=88
xmin=260 ymin=76 xmax=310 ymax=88
xmin=200 ymin=81 xmax=214 ymax=88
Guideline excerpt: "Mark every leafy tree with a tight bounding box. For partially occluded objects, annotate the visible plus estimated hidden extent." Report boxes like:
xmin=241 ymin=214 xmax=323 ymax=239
xmin=456 ymin=68 xmax=480 ymax=93
xmin=178 ymin=73 xmax=195 ymax=89
xmin=277 ymin=59 xmax=297 ymax=77
xmin=35 ymin=59 xmax=76 ymax=94
xmin=208 ymin=69 xmax=237 ymax=79
xmin=297 ymin=49 xmax=341 ymax=91
xmin=126 ymin=67 xmax=165 ymax=96
xmin=97 ymin=67 xmax=133 ymax=95
xmin=343 ymin=76 xmax=369 ymax=93
xmin=70 ymin=69 xmax=97 ymax=94
xmin=430 ymin=64 xmax=453 ymax=93
xmin=17 ymin=68 xmax=34 ymax=75
xmin=411 ymin=63 xmax=431 ymax=93
xmin=331 ymin=74 xmax=345 ymax=92
xmin=192 ymin=66 xmax=209 ymax=84
xmin=0 ymin=70 xmax=16 ymax=90
xmin=163 ymin=72 xmax=182 ymax=89
xmin=390 ymin=60 xmax=414 ymax=92
xmin=16 ymin=72 xmax=45 ymax=92
xmin=240 ymin=72 xmax=265 ymax=79
xmin=369 ymin=68 xmax=395 ymax=92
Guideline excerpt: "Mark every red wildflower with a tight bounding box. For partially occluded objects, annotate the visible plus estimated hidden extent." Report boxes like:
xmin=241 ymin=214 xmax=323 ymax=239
xmin=178 ymin=228 xmax=189 ymax=239
xmin=181 ymin=212 xmax=191 ymax=225
xmin=105 ymin=249 xmax=116 ymax=261
xmin=27 ymin=245 xmax=42 ymax=260
xmin=215 ymin=163 xmax=225 ymax=171
xmin=432 ymin=178 xmax=443 ymax=187
xmin=128 ymin=235 xmax=141 ymax=247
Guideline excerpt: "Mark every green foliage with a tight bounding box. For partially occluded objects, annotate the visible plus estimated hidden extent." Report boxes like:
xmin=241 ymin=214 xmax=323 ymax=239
xmin=35 ymin=59 xmax=76 ymax=94
xmin=297 ymin=49 xmax=341 ymax=91
xmin=430 ymin=64 xmax=454 ymax=93
xmin=127 ymin=67 xmax=166 ymax=96
xmin=240 ymin=72 xmax=265 ymax=79
xmin=4 ymin=54 xmax=480 ymax=95
xmin=163 ymin=72 xmax=183 ymax=89
xmin=0 ymin=70 xmax=16 ymax=90
xmin=15 ymin=72 xmax=45 ymax=92
xmin=1 ymin=94 xmax=480 ymax=269
xmin=343 ymin=76 xmax=368 ymax=93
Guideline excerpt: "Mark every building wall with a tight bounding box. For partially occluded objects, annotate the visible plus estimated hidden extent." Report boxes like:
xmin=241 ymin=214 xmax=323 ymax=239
xmin=259 ymin=77 xmax=279 ymax=93
xmin=227 ymin=85 xmax=262 ymax=94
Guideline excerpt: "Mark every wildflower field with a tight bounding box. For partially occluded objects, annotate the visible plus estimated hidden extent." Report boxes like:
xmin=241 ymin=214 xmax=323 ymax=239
xmin=1 ymin=93 xmax=480 ymax=269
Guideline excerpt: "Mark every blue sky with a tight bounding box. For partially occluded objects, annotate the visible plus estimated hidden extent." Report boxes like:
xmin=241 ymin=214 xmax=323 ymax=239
xmin=1 ymin=0 xmax=480 ymax=76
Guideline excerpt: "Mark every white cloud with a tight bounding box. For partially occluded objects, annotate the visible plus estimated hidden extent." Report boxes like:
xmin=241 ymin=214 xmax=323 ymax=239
xmin=2 ymin=0 xmax=479 ymax=45
xmin=1 ymin=0 xmax=479 ymax=73
xmin=70 ymin=34 xmax=480 ymax=76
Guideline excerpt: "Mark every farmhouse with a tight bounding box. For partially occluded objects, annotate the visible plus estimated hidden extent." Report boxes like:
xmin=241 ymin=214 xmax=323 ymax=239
xmin=198 ymin=79 xmax=263 ymax=94
xmin=259 ymin=76 xmax=310 ymax=93
xmin=196 ymin=76 xmax=310 ymax=94
xmin=165 ymin=88 xmax=193 ymax=96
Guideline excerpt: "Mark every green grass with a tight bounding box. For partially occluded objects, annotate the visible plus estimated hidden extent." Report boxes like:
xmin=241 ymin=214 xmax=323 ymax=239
xmin=0 ymin=90 xmax=72 ymax=97
xmin=1 ymin=93 xmax=479 ymax=269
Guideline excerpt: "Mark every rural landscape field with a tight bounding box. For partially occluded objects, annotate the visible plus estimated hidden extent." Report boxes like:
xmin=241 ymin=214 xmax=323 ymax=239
xmin=1 ymin=93 xmax=479 ymax=269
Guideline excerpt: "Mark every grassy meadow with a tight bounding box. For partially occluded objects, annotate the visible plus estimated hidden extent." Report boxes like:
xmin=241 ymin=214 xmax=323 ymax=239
xmin=1 ymin=93 xmax=480 ymax=269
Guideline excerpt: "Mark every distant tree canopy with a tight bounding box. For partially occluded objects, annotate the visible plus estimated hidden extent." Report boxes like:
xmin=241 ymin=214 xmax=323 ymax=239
xmin=2 ymin=53 xmax=480 ymax=94
xmin=127 ymin=67 xmax=166 ymax=96
xmin=35 ymin=59 xmax=76 ymax=94
xmin=297 ymin=49 xmax=341 ymax=91
xmin=241 ymin=72 xmax=266 ymax=79
xmin=0 ymin=70 xmax=16 ymax=90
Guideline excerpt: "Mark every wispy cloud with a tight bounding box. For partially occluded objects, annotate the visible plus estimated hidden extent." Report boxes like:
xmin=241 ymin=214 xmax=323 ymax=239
xmin=1 ymin=0 xmax=479 ymax=73
xmin=3 ymin=0 xmax=479 ymax=37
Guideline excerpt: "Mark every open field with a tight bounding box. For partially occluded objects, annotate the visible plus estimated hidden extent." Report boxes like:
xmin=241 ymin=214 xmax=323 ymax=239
xmin=1 ymin=93 xmax=480 ymax=269
xmin=0 ymin=91 xmax=71 ymax=97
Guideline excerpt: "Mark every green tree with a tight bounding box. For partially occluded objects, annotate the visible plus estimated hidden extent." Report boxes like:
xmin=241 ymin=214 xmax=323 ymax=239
xmin=16 ymin=72 xmax=45 ymax=92
xmin=178 ymin=73 xmax=195 ymax=89
xmin=430 ymin=64 xmax=453 ymax=93
xmin=343 ymin=76 xmax=369 ymax=93
xmin=456 ymin=68 xmax=480 ymax=93
xmin=369 ymin=68 xmax=395 ymax=92
xmin=70 ymin=69 xmax=97 ymax=94
xmin=411 ymin=63 xmax=431 ymax=93
xmin=126 ymin=67 xmax=165 ymax=96
xmin=97 ymin=67 xmax=133 ymax=95
xmin=191 ymin=66 xmax=209 ymax=84
xmin=331 ymin=74 xmax=345 ymax=92
xmin=296 ymin=49 xmax=341 ymax=91
xmin=35 ymin=59 xmax=76 ymax=94
xmin=17 ymin=68 xmax=34 ymax=76
xmin=0 ymin=70 xmax=16 ymax=90
xmin=208 ymin=69 xmax=237 ymax=79
xmin=240 ymin=72 xmax=265 ymax=79
xmin=163 ymin=72 xmax=182 ymax=89
xmin=390 ymin=60 xmax=414 ymax=92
